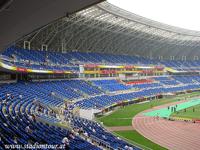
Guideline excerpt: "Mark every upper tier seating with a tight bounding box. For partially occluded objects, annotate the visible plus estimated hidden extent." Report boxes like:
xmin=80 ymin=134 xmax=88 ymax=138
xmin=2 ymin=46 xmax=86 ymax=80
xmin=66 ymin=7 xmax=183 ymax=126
xmin=1 ymin=47 xmax=158 ymax=72
xmin=91 ymin=80 xmax=131 ymax=92
xmin=2 ymin=47 xmax=200 ymax=72
xmin=161 ymin=60 xmax=200 ymax=71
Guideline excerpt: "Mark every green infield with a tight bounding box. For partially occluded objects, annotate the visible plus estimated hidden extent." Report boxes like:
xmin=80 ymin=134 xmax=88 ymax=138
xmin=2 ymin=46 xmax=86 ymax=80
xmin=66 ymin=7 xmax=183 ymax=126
xmin=171 ymin=103 xmax=200 ymax=119
xmin=98 ymin=97 xmax=179 ymax=126
xmin=144 ymin=98 xmax=200 ymax=118
xmin=96 ymin=92 xmax=200 ymax=150
xmin=114 ymin=130 xmax=167 ymax=150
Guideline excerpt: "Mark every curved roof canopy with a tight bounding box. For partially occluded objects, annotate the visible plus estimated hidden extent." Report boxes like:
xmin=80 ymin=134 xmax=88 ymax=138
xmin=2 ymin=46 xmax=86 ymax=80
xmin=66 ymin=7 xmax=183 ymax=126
xmin=0 ymin=0 xmax=104 ymax=51
xmin=16 ymin=2 xmax=200 ymax=60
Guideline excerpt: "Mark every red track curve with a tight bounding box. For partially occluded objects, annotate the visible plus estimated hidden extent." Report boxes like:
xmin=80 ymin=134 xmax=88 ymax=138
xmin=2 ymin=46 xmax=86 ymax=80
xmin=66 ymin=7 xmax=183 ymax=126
xmin=132 ymin=101 xmax=200 ymax=150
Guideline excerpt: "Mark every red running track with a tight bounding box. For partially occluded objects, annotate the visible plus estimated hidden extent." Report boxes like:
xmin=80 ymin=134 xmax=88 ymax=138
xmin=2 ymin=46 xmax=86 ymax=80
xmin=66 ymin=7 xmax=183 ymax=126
xmin=132 ymin=101 xmax=200 ymax=150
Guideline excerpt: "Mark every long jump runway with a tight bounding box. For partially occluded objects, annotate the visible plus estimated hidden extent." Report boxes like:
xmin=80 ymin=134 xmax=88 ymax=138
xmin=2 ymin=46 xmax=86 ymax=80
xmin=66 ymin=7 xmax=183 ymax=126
xmin=132 ymin=100 xmax=200 ymax=150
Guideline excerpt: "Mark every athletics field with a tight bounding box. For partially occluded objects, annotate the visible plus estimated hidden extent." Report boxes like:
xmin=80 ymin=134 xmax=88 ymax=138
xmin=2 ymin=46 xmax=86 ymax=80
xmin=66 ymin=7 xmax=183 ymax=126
xmin=97 ymin=92 xmax=200 ymax=150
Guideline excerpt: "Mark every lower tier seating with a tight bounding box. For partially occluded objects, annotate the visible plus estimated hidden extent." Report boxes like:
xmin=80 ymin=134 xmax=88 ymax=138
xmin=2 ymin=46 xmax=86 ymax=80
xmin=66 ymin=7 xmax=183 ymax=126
xmin=1 ymin=76 xmax=200 ymax=149
xmin=69 ymin=115 xmax=140 ymax=150
xmin=0 ymin=91 xmax=100 ymax=150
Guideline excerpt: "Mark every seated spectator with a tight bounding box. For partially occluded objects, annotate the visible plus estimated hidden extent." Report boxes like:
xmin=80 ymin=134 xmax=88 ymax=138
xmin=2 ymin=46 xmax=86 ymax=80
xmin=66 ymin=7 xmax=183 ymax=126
xmin=50 ymin=91 xmax=55 ymax=96
xmin=13 ymin=136 xmax=18 ymax=144
xmin=62 ymin=136 xmax=69 ymax=145
xmin=25 ymin=125 xmax=32 ymax=134
xmin=27 ymin=139 xmax=33 ymax=145
xmin=6 ymin=93 xmax=11 ymax=101
xmin=56 ymin=144 xmax=63 ymax=150
xmin=128 ymin=147 xmax=133 ymax=150
xmin=28 ymin=114 xmax=36 ymax=122
xmin=68 ymin=131 xmax=75 ymax=140
xmin=38 ymin=105 xmax=43 ymax=113
xmin=62 ymin=137 xmax=69 ymax=150
xmin=64 ymin=102 xmax=68 ymax=109
xmin=32 ymin=114 xmax=36 ymax=122
xmin=125 ymin=145 xmax=129 ymax=150
xmin=2 ymin=99 xmax=6 ymax=105
xmin=83 ymin=131 xmax=88 ymax=138
xmin=92 ymin=128 xmax=96 ymax=133
xmin=102 ymin=135 xmax=107 ymax=140
xmin=19 ymin=94 xmax=23 ymax=99
xmin=28 ymin=115 xmax=33 ymax=121
xmin=78 ymin=127 xmax=84 ymax=134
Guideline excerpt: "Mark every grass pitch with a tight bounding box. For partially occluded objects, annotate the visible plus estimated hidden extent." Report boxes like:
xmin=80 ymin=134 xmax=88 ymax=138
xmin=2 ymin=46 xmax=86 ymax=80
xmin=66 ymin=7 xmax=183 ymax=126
xmin=171 ymin=104 xmax=200 ymax=119
xmin=114 ymin=130 xmax=167 ymax=150
xmin=98 ymin=97 xmax=179 ymax=127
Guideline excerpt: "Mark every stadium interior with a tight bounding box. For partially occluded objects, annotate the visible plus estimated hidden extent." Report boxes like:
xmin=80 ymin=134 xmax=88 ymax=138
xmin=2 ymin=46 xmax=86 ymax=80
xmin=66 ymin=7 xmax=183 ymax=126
xmin=1 ymin=0 xmax=200 ymax=150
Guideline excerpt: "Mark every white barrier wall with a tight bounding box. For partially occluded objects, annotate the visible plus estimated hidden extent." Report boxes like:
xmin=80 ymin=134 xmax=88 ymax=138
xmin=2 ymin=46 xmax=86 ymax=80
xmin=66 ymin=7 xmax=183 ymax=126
xmin=79 ymin=109 xmax=101 ymax=120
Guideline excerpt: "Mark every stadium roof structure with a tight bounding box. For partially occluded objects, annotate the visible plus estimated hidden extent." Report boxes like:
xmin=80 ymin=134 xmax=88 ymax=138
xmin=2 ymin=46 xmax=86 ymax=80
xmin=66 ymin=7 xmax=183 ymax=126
xmin=15 ymin=2 xmax=200 ymax=60
xmin=0 ymin=0 xmax=104 ymax=51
